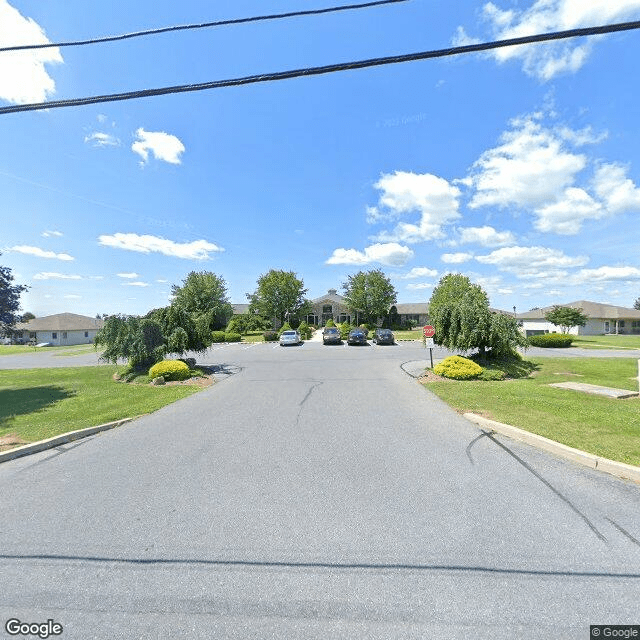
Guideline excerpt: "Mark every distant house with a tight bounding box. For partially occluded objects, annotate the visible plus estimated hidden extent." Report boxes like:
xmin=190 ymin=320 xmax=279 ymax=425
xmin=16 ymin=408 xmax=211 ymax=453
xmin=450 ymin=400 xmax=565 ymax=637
xmin=393 ymin=303 xmax=429 ymax=327
xmin=12 ymin=313 xmax=104 ymax=345
xmin=517 ymin=301 xmax=640 ymax=336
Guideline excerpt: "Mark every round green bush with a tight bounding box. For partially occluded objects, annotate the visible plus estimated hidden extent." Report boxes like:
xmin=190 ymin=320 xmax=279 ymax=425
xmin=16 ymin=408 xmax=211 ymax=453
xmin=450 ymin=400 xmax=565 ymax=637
xmin=527 ymin=333 xmax=573 ymax=348
xmin=211 ymin=331 xmax=226 ymax=343
xmin=263 ymin=330 xmax=279 ymax=342
xmin=297 ymin=321 xmax=312 ymax=340
xmin=478 ymin=369 xmax=506 ymax=381
xmin=224 ymin=332 xmax=242 ymax=342
xmin=148 ymin=359 xmax=191 ymax=381
xmin=434 ymin=355 xmax=483 ymax=380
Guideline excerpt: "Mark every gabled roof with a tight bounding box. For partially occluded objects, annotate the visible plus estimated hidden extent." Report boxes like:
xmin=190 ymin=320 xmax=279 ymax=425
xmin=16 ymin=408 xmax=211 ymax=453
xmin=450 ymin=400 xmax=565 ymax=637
xmin=15 ymin=313 xmax=104 ymax=331
xmin=394 ymin=303 xmax=428 ymax=315
xmin=518 ymin=300 xmax=640 ymax=320
xmin=312 ymin=289 xmax=346 ymax=305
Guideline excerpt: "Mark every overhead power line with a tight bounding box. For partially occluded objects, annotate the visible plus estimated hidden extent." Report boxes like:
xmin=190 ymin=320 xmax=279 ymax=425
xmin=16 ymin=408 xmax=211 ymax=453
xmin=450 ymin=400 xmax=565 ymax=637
xmin=1 ymin=20 xmax=639 ymax=116
xmin=0 ymin=0 xmax=410 ymax=53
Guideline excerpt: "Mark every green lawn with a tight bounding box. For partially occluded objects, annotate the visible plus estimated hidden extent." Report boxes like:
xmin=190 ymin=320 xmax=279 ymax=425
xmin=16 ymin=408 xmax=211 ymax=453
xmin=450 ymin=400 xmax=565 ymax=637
xmin=424 ymin=357 xmax=640 ymax=466
xmin=0 ymin=366 xmax=204 ymax=444
xmin=571 ymin=335 xmax=640 ymax=350
xmin=0 ymin=344 xmax=99 ymax=356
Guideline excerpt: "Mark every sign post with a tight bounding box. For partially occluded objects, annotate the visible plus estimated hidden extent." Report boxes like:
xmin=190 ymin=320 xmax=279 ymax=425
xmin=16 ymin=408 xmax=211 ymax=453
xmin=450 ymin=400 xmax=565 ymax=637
xmin=423 ymin=325 xmax=435 ymax=369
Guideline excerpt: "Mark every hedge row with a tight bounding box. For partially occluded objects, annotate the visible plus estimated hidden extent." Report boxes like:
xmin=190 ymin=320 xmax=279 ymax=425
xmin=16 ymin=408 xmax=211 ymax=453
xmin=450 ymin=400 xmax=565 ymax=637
xmin=527 ymin=333 xmax=573 ymax=348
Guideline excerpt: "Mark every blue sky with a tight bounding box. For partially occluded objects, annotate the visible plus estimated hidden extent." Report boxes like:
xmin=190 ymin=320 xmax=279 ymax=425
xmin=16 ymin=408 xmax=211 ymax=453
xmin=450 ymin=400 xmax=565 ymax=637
xmin=2 ymin=0 xmax=640 ymax=318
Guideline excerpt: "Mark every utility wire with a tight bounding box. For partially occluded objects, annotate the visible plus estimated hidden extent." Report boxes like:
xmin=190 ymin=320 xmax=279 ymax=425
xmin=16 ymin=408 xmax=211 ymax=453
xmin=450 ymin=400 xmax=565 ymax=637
xmin=1 ymin=19 xmax=639 ymax=116
xmin=0 ymin=0 xmax=410 ymax=53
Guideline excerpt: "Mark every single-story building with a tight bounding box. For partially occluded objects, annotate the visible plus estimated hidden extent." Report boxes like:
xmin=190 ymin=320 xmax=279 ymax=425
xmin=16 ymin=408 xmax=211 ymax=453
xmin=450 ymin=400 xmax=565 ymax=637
xmin=11 ymin=313 xmax=104 ymax=345
xmin=517 ymin=300 xmax=640 ymax=336
xmin=392 ymin=303 xmax=429 ymax=327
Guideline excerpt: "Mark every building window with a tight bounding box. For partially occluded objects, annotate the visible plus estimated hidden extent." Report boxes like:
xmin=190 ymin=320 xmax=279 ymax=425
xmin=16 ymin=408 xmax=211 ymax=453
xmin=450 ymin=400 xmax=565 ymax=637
xmin=62 ymin=332 xmax=67 ymax=339
xmin=619 ymin=321 xmax=625 ymax=328
xmin=85 ymin=331 xmax=89 ymax=338
xmin=29 ymin=333 xmax=36 ymax=339
xmin=52 ymin=332 xmax=57 ymax=339
xmin=322 ymin=305 xmax=332 ymax=314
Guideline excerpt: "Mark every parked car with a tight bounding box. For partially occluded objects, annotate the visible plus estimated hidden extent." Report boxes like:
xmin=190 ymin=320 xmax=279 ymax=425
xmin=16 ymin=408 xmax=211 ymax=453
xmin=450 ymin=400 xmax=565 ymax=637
xmin=372 ymin=328 xmax=395 ymax=345
xmin=279 ymin=330 xmax=302 ymax=346
xmin=347 ymin=328 xmax=368 ymax=345
xmin=322 ymin=326 xmax=342 ymax=345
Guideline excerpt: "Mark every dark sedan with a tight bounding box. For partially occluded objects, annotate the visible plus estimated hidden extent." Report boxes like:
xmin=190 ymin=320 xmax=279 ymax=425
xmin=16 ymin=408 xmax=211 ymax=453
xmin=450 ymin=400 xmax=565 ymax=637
xmin=372 ymin=328 xmax=395 ymax=345
xmin=347 ymin=328 xmax=368 ymax=345
xmin=322 ymin=327 xmax=342 ymax=345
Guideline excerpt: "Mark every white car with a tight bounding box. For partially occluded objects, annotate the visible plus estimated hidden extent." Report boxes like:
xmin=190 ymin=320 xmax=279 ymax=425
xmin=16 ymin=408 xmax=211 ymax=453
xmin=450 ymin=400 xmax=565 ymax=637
xmin=279 ymin=330 xmax=302 ymax=346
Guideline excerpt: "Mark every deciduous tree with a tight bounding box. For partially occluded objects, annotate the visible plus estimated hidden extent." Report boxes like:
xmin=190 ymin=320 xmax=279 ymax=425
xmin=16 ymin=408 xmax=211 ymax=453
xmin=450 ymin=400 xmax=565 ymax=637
xmin=171 ymin=271 xmax=232 ymax=331
xmin=428 ymin=273 xmax=526 ymax=356
xmin=247 ymin=270 xmax=309 ymax=327
xmin=544 ymin=306 xmax=588 ymax=333
xmin=0 ymin=253 xmax=28 ymax=335
xmin=342 ymin=269 xmax=397 ymax=325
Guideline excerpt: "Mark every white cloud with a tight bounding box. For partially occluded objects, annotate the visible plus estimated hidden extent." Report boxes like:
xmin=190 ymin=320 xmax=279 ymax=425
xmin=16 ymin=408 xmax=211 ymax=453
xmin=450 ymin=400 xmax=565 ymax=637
xmin=84 ymin=132 xmax=120 ymax=148
xmin=368 ymin=171 xmax=461 ymax=243
xmin=400 ymin=267 xmax=438 ymax=279
xmin=41 ymin=230 xmax=63 ymax=237
xmin=534 ymin=187 xmax=604 ymax=234
xmin=558 ymin=126 xmax=607 ymax=147
xmin=592 ymin=163 xmax=640 ymax=214
xmin=467 ymin=115 xmax=587 ymax=210
xmin=8 ymin=245 xmax=74 ymax=261
xmin=156 ymin=278 xmax=169 ymax=283
xmin=98 ymin=233 xmax=223 ymax=260
xmin=326 ymin=242 xmax=414 ymax=266
xmin=117 ymin=272 xmax=139 ymax=279
xmin=132 ymin=128 xmax=185 ymax=165
xmin=0 ymin=1 xmax=63 ymax=104
xmin=456 ymin=0 xmax=640 ymax=81
xmin=64 ymin=294 xmax=81 ymax=299
xmin=122 ymin=281 xmax=150 ymax=287
xmin=406 ymin=282 xmax=435 ymax=290
xmin=570 ymin=266 xmax=640 ymax=284
xmin=441 ymin=252 xmax=473 ymax=264
xmin=476 ymin=245 xmax=588 ymax=279
xmin=33 ymin=272 xmax=81 ymax=280
xmin=457 ymin=225 xmax=516 ymax=247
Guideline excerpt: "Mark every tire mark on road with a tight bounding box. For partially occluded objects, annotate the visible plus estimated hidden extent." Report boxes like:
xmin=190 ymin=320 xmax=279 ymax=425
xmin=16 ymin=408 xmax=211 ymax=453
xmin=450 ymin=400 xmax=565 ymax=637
xmin=471 ymin=429 xmax=607 ymax=543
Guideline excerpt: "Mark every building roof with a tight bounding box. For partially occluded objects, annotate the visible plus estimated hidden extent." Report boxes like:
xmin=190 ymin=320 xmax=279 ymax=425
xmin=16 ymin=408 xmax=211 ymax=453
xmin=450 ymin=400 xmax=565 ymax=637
xmin=517 ymin=300 xmax=640 ymax=320
xmin=15 ymin=313 xmax=104 ymax=331
xmin=312 ymin=289 xmax=346 ymax=305
xmin=394 ymin=303 xmax=428 ymax=315
xmin=231 ymin=303 xmax=250 ymax=315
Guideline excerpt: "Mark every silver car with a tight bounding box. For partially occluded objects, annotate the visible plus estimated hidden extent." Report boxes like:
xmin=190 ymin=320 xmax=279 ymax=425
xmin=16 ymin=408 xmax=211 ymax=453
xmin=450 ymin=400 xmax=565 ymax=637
xmin=279 ymin=330 xmax=302 ymax=346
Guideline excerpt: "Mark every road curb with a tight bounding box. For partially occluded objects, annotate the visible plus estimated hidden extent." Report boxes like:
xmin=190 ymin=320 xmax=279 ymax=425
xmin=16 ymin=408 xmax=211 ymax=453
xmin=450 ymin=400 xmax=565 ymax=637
xmin=464 ymin=413 xmax=640 ymax=485
xmin=0 ymin=417 xmax=137 ymax=464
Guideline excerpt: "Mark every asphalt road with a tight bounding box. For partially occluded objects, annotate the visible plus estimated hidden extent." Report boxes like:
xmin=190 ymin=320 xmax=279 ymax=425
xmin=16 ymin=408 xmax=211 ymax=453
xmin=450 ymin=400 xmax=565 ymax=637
xmin=1 ymin=340 xmax=639 ymax=639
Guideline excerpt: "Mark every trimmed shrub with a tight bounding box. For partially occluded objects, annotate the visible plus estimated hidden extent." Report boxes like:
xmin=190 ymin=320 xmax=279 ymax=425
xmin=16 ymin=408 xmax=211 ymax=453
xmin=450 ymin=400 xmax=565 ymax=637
xmin=434 ymin=355 xmax=483 ymax=380
xmin=297 ymin=321 xmax=312 ymax=340
xmin=278 ymin=322 xmax=292 ymax=337
xmin=263 ymin=330 xmax=279 ymax=342
xmin=211 ymin=331 xmax=226 ymax=343
xmin=224 ymin=332 xmax=242 ymax=342
xmin=148 ymin=359 xmax=191 ymax=381
xmin=339 ymin=322 xmax=352 ymax=339
xmin=226 ymin=316 xmax=247 ymax=335
xmin=325 ymin=319 xmax=335 ymax=327
xmin=527 ymin=333 xmax=573 ymax=348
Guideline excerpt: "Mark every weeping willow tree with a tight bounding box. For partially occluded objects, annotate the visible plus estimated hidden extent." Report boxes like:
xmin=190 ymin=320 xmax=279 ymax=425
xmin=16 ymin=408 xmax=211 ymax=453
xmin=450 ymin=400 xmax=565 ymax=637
xmin=428 ymin=274 xmax=527 ymax=357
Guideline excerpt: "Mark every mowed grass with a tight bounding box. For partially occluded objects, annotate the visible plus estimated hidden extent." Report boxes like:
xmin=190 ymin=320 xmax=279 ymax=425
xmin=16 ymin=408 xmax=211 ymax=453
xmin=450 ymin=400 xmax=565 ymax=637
xmin=0 ymin=344 xmax=98 ymax=356
xmin=0 ymin=366 xmax=204 ymax=444
xmin=424 ymin=357 xmax=640 ymax=466
xmin=571 ymin=335 xmax=640 ymax=350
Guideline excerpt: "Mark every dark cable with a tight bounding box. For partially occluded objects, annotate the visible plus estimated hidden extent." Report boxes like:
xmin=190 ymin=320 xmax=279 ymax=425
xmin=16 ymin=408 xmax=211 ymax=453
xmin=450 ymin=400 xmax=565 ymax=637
xmin=1 ymin=19 xmax=639 ymax=115
xmin=0 ymin=0 xmax=410 ymax=53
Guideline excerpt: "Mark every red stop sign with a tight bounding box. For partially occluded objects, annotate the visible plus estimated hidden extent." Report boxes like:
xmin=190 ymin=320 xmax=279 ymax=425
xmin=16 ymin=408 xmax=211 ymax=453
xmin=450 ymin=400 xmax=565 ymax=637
xmin=423 ymin=325 xmax=435 ymax=338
